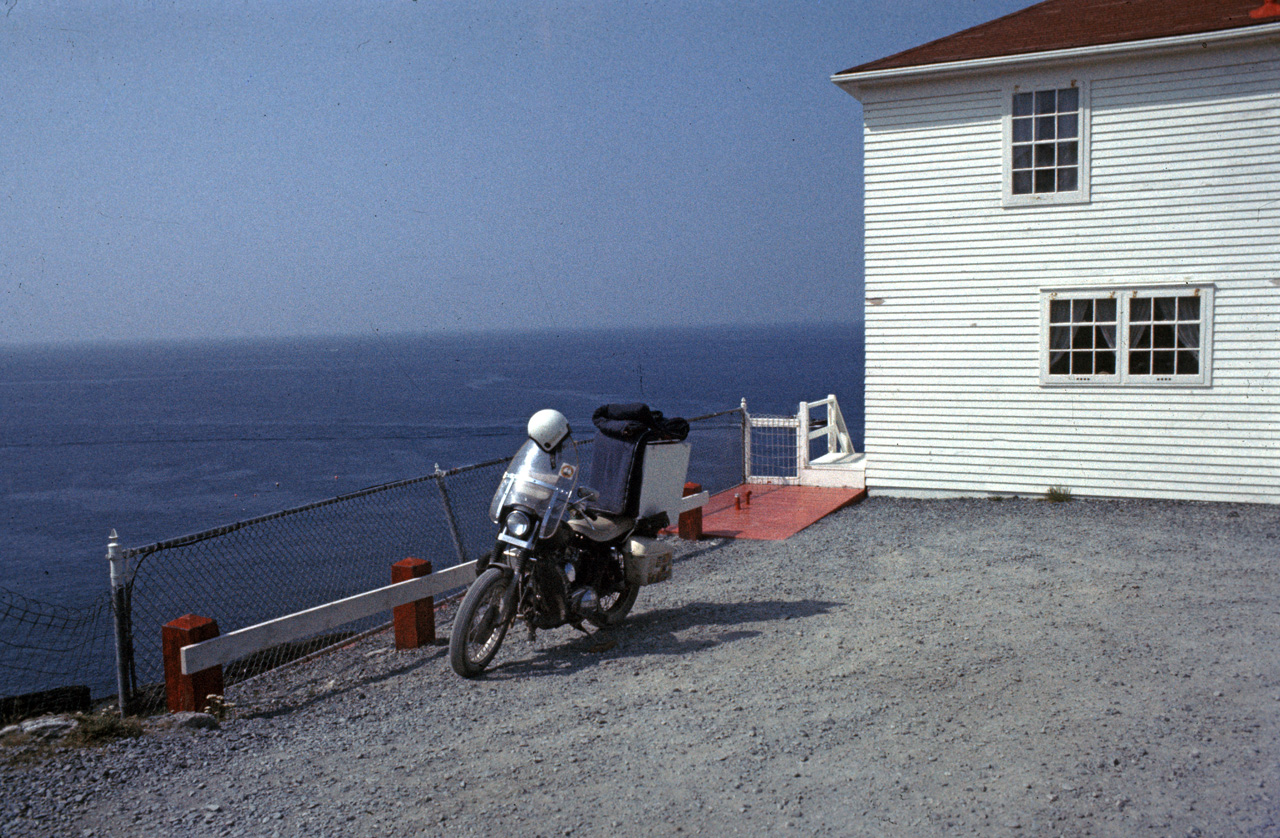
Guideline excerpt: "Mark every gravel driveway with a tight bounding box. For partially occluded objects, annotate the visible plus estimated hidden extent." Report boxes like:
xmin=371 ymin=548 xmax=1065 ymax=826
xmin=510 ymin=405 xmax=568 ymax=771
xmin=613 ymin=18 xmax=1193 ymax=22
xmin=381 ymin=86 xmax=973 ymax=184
xmin=4 ymin=496 xmax=1279 ymax=837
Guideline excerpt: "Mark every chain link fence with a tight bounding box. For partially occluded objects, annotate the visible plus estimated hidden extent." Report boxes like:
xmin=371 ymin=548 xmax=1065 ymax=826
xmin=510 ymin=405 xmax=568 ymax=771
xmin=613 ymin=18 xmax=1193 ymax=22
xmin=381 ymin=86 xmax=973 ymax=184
xmin=1 ymin=408 xmax=746 ymax=718
xmin=118 ymin=459 xmax=511 ymax=714
xmin=745 ymin=414 xmax=801 ymax=483
xmin=0 ymin=589 xmax=113 ymax=722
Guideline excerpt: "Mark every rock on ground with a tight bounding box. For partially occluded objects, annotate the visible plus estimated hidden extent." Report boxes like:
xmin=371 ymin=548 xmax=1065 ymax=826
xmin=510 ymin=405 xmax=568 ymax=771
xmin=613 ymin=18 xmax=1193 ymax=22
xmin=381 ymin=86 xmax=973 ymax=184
xmin=2 ymin=497 xmax=1278 ymax=837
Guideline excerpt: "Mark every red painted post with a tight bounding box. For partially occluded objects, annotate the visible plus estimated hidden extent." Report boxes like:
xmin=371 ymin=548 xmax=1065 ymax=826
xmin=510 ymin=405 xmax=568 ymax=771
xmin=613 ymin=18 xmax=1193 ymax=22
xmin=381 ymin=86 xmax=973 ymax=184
xmin=1251 ymin=0 xmax=1280 ymax=19
xmin=678 ymin=482 xmax=703 ymax=540
xmin=161 ymin=614 xmax=224 ymax=714
xmin=392 ymin=557 xmax=434 ymax=649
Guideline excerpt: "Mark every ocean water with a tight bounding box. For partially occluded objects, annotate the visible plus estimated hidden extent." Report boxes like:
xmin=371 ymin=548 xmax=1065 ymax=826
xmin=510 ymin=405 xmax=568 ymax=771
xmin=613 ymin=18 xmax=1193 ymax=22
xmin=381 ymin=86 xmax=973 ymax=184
xmin=0 ymin=323 xmax=863 ymax=608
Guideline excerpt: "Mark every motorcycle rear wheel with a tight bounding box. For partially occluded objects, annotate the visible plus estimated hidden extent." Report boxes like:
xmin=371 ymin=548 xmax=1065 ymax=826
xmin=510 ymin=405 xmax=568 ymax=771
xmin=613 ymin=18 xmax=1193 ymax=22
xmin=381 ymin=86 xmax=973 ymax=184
xmin=588 ymin=579 xmax=638 ymax=628
xmin=449 ymin=568 xmax=513 ymax=678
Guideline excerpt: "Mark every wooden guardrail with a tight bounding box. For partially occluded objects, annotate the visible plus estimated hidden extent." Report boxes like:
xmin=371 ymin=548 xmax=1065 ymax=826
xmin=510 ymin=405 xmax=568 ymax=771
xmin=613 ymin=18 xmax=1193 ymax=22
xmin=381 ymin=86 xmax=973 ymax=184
xmin=162 ymin=559 xmax=476 ymax=712
xmin=162 ymin=477 xmax=709 ymax=713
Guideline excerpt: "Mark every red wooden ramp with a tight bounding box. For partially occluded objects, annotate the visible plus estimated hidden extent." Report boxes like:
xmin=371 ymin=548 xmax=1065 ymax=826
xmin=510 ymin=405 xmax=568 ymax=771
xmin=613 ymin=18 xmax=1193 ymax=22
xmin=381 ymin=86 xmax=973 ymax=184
xmin=677 ymin=483 xmax=866 ymax=541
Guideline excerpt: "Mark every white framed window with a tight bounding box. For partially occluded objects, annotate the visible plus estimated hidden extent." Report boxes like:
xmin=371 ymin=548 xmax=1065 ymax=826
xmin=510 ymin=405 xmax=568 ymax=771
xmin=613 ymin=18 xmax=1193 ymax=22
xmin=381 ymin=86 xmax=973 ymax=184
xmin=1040 ymin=284 xmax=1214 ymax=386
xmin=1003 ymin=80 xmax=1090 ymax=207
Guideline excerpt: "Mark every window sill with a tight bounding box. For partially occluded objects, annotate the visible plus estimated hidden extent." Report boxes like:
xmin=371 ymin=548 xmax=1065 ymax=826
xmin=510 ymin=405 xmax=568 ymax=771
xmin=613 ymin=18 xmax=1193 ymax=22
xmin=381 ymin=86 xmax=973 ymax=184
xmin=1004 ymin=191 xmax=1091 ymax=208
xmin=1039 ymin=378 xmax=1212 ymax=388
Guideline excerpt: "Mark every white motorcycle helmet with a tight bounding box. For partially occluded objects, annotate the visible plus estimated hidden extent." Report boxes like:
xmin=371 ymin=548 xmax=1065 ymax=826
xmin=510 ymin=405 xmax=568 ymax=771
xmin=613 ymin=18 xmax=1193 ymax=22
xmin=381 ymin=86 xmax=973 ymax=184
xmin=527 ymin=409 xmax=571 ymax=452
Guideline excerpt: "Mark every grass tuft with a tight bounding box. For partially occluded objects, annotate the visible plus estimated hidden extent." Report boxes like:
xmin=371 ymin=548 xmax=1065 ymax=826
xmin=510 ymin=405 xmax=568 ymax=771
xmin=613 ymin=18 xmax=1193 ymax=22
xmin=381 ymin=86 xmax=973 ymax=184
xmin=1044 ymin=486 xmax=1073 ymax=503
xmin=204 ymin=694 xmax=234 ymax=722
xmin=64 ymin=712 xmax=143 ymax=747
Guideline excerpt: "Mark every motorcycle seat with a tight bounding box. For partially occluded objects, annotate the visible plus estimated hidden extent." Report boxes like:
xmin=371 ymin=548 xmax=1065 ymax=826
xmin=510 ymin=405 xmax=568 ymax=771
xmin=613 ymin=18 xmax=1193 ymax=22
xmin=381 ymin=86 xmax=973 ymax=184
xmin=566 ymin=509 xmax=634 ymax=543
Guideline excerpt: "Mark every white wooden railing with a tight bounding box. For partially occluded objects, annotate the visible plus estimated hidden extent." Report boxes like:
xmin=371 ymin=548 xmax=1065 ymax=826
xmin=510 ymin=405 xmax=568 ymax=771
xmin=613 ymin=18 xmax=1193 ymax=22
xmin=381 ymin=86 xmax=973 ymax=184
xmin=178 ymin=476 xmax=709 ymax=677
xmin=742 ymin=395 xmax=861 ymax=487
xmin=180 ymin=561 xmax=477 ymax=675
xmin=798 ymin=394 xmax=855 ymax=469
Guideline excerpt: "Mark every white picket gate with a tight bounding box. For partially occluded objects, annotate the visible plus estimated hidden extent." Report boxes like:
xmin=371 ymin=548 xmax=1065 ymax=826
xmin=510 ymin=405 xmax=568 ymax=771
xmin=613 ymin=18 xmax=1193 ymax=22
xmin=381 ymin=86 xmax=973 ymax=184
xmin=742 ymin=395 xmax=864 ymax=489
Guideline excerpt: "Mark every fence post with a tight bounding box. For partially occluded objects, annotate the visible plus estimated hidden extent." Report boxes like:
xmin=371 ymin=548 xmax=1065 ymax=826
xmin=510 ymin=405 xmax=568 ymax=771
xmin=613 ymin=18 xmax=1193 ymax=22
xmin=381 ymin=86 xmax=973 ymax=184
xmin=678 ymin=483 xmax=703 ymax=540
xmin=797 ymin=400 xmax=810 ymax=471
xmin=740 ymin=399 xmax=750 ymax=485
xmin=392 ymin=558 xmax=435 ymax=648
xmin=106 ymin=529 xmax=134 ymax=717
xmin=161 ymin=614 xmax=223 ymax=713
xmin=433 ymin=466 xmax=469 ymax=566
xmin=825 ymin=394 xmax=837 ymax=455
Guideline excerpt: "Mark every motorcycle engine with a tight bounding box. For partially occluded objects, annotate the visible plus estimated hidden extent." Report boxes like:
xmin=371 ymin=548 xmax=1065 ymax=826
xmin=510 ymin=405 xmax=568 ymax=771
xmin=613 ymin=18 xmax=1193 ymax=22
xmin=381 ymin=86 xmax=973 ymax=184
xmin=528 ymin=548 xmax=609 ymax=625
xmin=568 ymin=584 xmax=600 ymax=618
xmin=527 ymin=558 xmax=571 ymax=628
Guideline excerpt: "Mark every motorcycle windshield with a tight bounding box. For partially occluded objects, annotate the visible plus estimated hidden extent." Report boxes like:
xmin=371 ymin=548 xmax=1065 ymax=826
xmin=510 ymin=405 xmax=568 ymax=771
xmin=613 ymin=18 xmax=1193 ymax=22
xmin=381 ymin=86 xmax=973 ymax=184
xmin=488 ymin=438 xmax=579 ymax=539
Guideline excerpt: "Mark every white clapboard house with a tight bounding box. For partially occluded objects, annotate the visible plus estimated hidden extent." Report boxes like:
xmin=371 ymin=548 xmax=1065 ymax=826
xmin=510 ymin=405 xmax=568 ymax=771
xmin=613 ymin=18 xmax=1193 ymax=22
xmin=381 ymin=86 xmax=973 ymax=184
xmin=832 ymin=0 xmax=1280 ymax=503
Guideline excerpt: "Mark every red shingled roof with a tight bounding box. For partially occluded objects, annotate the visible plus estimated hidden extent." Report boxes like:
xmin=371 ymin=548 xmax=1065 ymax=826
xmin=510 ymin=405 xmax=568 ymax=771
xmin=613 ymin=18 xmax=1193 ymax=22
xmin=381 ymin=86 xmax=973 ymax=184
xmin=838 ymin=0 xmax=1275 ymax=76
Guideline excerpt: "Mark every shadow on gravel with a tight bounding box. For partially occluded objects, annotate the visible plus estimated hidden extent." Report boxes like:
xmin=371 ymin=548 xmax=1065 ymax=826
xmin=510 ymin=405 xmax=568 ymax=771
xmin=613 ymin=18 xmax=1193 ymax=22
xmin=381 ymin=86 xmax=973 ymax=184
xmin=671 ymin=539 xmax=736 ymax=563
xmin=238 ymin=653 xmax=442 ymax=719
xmin=484 ymin=597 xmax=840 ymax=680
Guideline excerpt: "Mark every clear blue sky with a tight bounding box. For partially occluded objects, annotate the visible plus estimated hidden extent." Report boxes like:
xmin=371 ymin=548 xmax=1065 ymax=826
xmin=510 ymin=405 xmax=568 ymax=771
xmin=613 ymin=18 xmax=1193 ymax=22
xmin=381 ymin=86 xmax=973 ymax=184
xmin=1 ymin=0 xmax=1032 ymax=346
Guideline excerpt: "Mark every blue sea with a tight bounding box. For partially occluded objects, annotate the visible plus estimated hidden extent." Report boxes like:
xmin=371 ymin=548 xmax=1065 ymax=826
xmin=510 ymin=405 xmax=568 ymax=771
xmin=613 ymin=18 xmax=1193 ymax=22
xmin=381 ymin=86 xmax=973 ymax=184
xmin=0 ymin=323 xmax=863 ymax=609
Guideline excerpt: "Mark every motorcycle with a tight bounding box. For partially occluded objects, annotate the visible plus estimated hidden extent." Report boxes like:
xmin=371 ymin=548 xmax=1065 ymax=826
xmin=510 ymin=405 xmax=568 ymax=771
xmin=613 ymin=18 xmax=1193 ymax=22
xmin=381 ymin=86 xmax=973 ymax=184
xmin=449 ymin=406 xmax=693 ymax=678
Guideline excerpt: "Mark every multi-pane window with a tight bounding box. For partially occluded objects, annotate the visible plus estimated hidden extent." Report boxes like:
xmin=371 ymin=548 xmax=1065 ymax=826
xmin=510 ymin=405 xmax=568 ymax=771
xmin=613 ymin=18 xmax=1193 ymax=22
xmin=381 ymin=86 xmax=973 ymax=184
xmin=1128 ymin=296 xmax=1201 ymax=377
xmin=1048 ymin=297 xmax=1116 ymax=376
xmin=1012 ymin=87 xmax=1079 ymax=195
xmin=1041 ymin=286 xmax=1213 ymax=386
xmin=1005 ymin=81 xmax=1088 ymax=205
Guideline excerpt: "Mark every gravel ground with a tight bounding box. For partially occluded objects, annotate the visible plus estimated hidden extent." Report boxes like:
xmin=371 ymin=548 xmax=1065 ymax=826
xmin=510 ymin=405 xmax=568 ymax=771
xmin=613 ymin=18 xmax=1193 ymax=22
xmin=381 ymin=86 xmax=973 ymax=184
xmin=3 ymin=496 xmax=1280 ymax=837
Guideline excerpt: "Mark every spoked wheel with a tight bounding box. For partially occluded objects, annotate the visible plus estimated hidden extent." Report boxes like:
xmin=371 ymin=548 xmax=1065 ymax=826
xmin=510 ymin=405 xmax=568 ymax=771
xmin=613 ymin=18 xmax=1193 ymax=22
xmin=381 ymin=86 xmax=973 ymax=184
xmin=587 ymin=579 xmax=638 ymax=628
xmin=449 ymin=568 xmax=513 ymax=678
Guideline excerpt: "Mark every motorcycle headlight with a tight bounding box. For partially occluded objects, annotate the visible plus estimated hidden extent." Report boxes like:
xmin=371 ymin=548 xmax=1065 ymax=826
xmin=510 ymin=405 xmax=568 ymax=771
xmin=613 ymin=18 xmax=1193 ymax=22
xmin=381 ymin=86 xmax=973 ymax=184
xmin=504 ymin=510 xmax=533 ymax=538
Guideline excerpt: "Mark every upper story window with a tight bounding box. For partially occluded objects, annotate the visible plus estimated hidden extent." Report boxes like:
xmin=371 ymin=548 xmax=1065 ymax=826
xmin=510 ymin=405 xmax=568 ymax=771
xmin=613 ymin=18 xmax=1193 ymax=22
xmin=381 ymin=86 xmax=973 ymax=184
xmin=1012 ymin=87 xmax=1078 ymax=194
xmin=1004 ymin=81 xmax=1090 ymax=207
xmin=1040 ymin=285 xmax=1213 ymax=386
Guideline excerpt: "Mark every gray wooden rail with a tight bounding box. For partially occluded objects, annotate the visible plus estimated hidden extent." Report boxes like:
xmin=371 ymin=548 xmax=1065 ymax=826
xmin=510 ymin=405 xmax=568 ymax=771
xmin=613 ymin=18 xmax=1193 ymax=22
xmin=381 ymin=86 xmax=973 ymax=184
xmin=180 ymin=560 xmax=477 ymax=675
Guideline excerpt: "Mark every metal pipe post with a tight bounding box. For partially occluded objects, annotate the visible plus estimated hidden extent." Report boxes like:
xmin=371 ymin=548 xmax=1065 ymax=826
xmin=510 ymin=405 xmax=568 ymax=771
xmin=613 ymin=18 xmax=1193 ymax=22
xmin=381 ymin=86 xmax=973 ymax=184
xmin=106 ymin=529 xmax=132 ymax=717
xmin=797 ymin=400 xmax=810 ymax=471
xmin=825 ymin=394 xmax=837 ymax=455
xmin=433 ymin=466 xmax=469 ymax=566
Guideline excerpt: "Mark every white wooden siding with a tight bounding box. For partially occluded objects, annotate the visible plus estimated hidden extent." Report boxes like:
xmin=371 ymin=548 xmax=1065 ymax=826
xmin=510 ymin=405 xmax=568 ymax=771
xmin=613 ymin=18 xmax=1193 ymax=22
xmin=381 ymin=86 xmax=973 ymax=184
xmin=858 ymin=41 xmax=1280 ymax=503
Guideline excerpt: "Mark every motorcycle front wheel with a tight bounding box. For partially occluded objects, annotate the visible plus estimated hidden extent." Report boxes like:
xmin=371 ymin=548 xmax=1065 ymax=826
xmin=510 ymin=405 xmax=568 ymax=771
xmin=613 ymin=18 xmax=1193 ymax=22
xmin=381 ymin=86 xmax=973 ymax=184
xmin=449 ymin=568 xmax=513 ymax=678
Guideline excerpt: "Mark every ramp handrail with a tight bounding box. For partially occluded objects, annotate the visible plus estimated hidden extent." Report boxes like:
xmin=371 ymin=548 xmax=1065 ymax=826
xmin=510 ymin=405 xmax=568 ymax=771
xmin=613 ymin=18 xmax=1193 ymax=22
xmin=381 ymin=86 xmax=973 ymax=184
xmin=798 ymin=394 xmax=854 ymax=469
xmin=741 ymin=395 xmax=854 ymax=484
